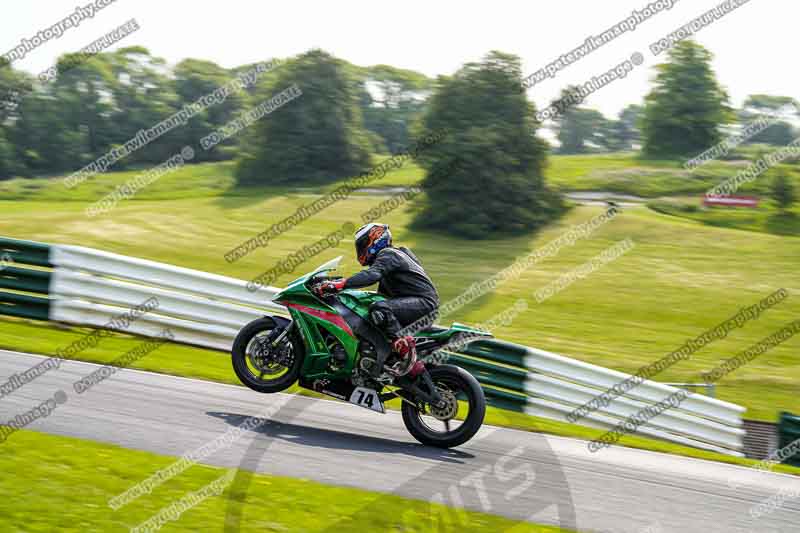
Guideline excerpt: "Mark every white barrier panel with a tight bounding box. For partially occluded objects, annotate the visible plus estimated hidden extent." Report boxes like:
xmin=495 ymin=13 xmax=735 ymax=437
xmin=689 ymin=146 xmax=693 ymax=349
xmin=52 ymin=299 xmax=238 ymax=352
xmin=524 ymin=373 xmax=744 ymax=452
xmin=525 ymin=373 xmax=745 ymax=450
xmin=523 ymin=348 xmax=745 ymax=428
xmin=51 ymin=269 xmax=275 ymax=330
xmin=51 ymin=245 xmax=283 ymax=310
xmin=522 ymin=396 xmax=744 ymax=457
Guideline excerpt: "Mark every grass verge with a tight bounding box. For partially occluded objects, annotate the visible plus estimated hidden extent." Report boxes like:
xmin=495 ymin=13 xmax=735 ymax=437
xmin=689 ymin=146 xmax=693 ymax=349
xmin=0 ymin=429 xmax=568 ymax=532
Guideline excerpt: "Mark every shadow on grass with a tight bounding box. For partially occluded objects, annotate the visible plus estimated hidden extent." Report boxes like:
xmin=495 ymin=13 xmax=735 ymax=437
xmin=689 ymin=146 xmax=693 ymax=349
xmin=212 ymin=183 xmax=290 ymax=210
xmin=647 ymin=203 xmax=800 ymax=238
xmin=211 ymin=154 xmax=415 ymax=211
xmin=212 ymin=176 xmax=353 ymax=211
xmin=765 ymin=212 xmax=800 ymax=236
xmin=396 ymin=206 xmax=573 ymax=315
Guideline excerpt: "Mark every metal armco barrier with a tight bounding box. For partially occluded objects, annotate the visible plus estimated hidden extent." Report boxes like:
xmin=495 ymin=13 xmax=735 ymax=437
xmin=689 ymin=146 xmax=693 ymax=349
xmin=1 ymin=237 xmax=51 ymax=267
xmin=742 ymin=419 xmax=778 ymax=460
xmin=778 ymin=412 xmax=800 ymax=466
xmin=0 ymin=235 xmax=747 ymax=456
xmin=1 ymin=238 xmax=52 ymax=320
xmin=452 ymin=339 xmax=745 ymax=455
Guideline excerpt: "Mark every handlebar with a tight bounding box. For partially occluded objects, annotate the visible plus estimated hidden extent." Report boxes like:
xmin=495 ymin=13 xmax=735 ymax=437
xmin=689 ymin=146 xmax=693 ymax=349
xmin=308 ymin=275 xmax=344 ymax=298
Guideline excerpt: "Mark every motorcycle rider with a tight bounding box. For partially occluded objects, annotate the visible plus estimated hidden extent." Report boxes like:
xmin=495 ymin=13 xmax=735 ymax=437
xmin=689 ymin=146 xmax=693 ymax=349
xmin=314 ymin=223 xmax=439 ymax=374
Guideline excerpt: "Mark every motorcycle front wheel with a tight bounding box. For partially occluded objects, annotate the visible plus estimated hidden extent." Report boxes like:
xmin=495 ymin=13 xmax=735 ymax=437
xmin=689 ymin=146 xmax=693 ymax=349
xmin=231 ymin=317 xmax=304 ymax=393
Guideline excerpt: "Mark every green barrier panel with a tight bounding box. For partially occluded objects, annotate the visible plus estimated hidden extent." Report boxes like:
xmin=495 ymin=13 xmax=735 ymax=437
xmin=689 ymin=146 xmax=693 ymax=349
xmin=0 ymin=236 xmax=52 ymax=267
xmin=458 ymin=338 xmax=528 ymax=368
xmin=448 ymin=353 xmax=528 ymax=394
xmin=0 ymin=266 xmax=51 ymax=294
xmin=778 ymin=412 xmax=800 ymax=467
xmin=482 ymin=387 xmax=528 ymax=413
xmin=0 ymin=291 xmax=50 ymax=321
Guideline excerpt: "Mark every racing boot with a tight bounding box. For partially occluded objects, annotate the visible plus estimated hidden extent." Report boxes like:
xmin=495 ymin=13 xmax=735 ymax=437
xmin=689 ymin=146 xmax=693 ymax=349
xmin=388 ymin=335 xmax=417 ymax=376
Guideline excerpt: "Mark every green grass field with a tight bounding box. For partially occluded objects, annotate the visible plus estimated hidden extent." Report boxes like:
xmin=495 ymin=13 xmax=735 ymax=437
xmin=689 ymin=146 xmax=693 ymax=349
xmin=384 ymin=150 xmax=800 ymax=199
xmin=2 ymin=152 xmax=797 ymax=201
xmin=649 ymin=197 xmax=800 ymax=236
xmin=1 ymin=155 xmax=799 ymax=468
xmin=0 ymin=430 xmax=567 ymax=532
xmin=541 ymin=151 xmax=800 ymax=199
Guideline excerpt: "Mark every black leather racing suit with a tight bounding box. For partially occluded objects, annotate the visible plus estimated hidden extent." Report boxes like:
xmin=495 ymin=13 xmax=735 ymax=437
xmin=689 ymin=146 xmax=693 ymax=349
xmin=344 ymin=246 xmax=439 ymax=338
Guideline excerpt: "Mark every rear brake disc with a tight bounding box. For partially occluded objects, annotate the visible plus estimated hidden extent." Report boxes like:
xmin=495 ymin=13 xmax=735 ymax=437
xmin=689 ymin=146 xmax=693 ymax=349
xmin=429 ymin=388 xmax=458 ymax=420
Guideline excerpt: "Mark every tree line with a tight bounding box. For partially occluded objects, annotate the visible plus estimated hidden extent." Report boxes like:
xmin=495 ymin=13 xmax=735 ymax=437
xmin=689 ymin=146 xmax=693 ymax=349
xmin=0 ymin=47 xmax=430 ymax=180
xmin=1 ymin=41 xmax=796 ymax=237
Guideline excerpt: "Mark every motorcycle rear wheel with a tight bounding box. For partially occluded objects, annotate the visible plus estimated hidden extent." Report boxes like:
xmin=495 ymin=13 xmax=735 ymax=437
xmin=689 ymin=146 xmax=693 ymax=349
xmin=401 ymin=365 xmax=486 ymax=448
xmin=231 ymin=317 xmax=304 ymax=393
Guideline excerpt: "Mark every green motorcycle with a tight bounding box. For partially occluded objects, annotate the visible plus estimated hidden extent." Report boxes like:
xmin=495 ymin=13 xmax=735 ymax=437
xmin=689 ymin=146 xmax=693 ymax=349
xmin=232 ymin=257 xmax=489 ymax=448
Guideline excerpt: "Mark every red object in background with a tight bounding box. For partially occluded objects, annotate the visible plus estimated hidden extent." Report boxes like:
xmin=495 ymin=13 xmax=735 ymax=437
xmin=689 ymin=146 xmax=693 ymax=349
xmin=703 ymin=195 xmax=759 ymax=208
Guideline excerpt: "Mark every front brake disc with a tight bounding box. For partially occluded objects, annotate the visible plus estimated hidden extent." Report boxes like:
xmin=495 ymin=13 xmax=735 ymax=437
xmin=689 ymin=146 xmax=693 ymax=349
xmin=247 ymin=336 xmax=285 ymax=376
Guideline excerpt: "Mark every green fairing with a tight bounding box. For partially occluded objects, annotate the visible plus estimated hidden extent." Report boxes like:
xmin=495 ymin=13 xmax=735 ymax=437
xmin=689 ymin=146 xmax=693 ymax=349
xmin=272 ymin=256 xmax=490 ymax=381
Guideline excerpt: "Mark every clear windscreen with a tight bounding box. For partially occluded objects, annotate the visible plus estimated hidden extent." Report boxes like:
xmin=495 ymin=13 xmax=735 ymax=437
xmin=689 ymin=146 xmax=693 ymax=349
xmin=310 ymin=255 xmax=342 ymax=276
xmin=284 ymin=255 xmax=343 ymax=288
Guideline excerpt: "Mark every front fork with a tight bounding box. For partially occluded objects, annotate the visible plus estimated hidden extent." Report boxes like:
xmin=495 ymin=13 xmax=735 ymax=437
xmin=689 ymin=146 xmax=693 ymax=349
xmin=269 ymin=320 xmax=294 ymax=347
xmin=257 ymin=320 xmax=294 ymax=366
